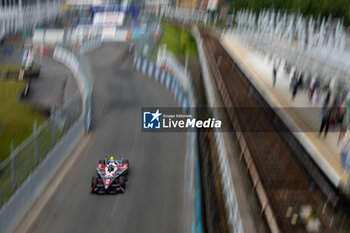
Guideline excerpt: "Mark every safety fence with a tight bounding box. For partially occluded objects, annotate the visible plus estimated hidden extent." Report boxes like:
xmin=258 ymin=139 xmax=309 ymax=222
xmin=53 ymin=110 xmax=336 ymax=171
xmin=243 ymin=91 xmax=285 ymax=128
xmin=78 ymin=37 xmax=103 ymax=56
xmin=132 ymin=15 xmax=241 ymax=232
xmin=134 ymin=56 xmax=192 ymax=115
xmin=133 ymin=23 xmax=161 ymax=58
xmin=134 ymin=46 xmax=202 ymax=232
xmin=53 ymin=45 xmax=94 ymax=132
xmin=192 ymin=26 xmax=244 ymax=233
xmin=156 ymin=48 xmax=191 ymax=92
xmin=0 ymin=1 xmax=63 ymax=40
xmin=0 ymin=94 xmax=81 ymax=207
xmin=0 ymin=46 xmax=85 ymax=208
xmin=0 ymin=39 xmax=96 ymax=233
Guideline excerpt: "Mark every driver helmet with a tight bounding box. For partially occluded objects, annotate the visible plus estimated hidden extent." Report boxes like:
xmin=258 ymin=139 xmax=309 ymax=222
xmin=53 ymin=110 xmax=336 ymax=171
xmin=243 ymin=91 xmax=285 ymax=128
xmin=107 ymin=164 xmax=114 ymax=172
xmin=109 ymin=156 xmax=120 ymax=165
xmin=107 ymin=156 xmax=114 ymax=165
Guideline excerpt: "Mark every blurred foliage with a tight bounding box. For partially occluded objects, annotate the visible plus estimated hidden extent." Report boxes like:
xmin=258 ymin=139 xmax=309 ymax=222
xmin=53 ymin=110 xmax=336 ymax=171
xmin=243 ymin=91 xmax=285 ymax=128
xmin=0 ymin=80 xmax=45 ymax=161
xmin=230 ymin=0 xmax=350 ymax=27
xmin=157 ymin=21 xmax=198 ymax=60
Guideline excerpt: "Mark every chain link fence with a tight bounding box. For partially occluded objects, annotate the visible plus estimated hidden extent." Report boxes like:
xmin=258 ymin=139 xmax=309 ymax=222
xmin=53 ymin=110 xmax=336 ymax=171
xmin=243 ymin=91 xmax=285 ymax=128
xmin=0 ymin=91 xmax=81 ymax=207
xmin=134 ymin=23 xmax=161 ymax=58
xmin=0 ymin=37 xmax=95 ymax=233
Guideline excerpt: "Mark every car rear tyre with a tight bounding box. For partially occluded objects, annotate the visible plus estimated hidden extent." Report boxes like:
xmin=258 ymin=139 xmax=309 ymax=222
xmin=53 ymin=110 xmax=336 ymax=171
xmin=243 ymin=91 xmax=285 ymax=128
xmin=91 ymin=176 xmax=95 ymax=188
xmin=124 ymin=159 xmax=129 ymax=180
xmin=123 ymin=174 xmax=128 ymax=181
xmin=91 ymin=176 xmax=97 ymax=193
xmin=119 ymin=176 xmax=126 ymax=192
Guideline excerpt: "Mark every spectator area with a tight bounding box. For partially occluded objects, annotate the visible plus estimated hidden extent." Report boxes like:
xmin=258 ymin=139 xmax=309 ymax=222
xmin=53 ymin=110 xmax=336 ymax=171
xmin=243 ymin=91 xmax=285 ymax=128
xmin=221 ymin=33 xmax=350 ymax=190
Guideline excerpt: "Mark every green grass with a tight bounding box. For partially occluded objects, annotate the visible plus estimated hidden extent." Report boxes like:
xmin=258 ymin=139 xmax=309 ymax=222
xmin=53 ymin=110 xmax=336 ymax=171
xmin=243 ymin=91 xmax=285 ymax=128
xmin=0 ymin=64 xmax=22 ymax=72
xmin=155 ymin=22 xmax=198 ymax=62
xmin=0 ymin=64 xmax=40 ymax=79
xmin=0 ymin=80 xmax=46 ymax=162
xmin=0 ymin=121 xmax=64 ymax=206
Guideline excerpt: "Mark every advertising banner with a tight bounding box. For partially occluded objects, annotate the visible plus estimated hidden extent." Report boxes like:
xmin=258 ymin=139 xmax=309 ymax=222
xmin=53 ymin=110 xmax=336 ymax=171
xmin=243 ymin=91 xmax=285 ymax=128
xmin=93 ymin=12 xmax=125 ymax=25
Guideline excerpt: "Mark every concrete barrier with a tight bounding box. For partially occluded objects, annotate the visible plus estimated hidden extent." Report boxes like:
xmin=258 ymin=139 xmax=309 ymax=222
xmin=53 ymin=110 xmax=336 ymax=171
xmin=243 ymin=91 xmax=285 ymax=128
xmin=134 ymin=56 xmax=191 ymax=109
xmin=133 ymin=55 xmax=202 ymax=233
xmin=52 ymin=46 xmax=94 ymax=133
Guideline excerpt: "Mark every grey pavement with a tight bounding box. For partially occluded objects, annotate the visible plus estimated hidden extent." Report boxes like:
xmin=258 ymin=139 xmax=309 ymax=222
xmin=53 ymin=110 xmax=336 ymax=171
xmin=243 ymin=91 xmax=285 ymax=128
xmin=0 ymin=37 xmax=78 ymax=112
xmin=28 ymin=56 xmax=78 ymax=112
xmin=13 ymin=42 xmax=188 ymax=233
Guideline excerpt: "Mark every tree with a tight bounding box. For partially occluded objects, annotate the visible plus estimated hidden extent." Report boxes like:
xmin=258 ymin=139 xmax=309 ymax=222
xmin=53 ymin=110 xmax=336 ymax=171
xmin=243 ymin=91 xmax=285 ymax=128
xmin=230 ymin=0 xmax=350 ymax=27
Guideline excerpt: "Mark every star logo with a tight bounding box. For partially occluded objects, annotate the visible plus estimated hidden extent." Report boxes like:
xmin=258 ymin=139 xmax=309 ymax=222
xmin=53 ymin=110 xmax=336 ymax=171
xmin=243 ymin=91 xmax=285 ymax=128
xmin=151 ymin=109 xmax=162 ymax=122
xmin=143 ymin=109 xmax=162 ymax=129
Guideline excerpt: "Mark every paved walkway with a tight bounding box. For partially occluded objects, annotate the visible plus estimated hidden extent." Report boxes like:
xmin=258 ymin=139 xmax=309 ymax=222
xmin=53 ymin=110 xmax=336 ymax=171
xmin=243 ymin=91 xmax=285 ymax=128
xmin=221 ymin=33 xmax=349 ymax=190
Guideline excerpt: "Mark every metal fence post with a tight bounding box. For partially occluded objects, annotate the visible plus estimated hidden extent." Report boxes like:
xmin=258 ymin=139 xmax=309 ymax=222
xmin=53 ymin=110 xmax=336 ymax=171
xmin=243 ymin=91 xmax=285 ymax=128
xmin=10 ymin=139 xmax=16 ymax=192
xmin=51 ymin=106 xmax=56 ymax=147
xmin=185 ymin=50 xmax=188 ymax=76
xmin=33 ymin=119 xmax=38 ymax=165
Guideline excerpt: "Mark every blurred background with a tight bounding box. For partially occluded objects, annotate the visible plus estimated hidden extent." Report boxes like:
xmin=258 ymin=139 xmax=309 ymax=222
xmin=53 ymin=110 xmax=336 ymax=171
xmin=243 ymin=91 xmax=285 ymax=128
xmin=1 ymin=0 xmax=350 ymax=233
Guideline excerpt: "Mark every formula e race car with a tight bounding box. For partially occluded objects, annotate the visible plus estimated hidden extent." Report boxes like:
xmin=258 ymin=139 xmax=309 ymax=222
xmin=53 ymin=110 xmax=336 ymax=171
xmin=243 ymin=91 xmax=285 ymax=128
xmin=91 ymin=157 xmax=129 ymax=194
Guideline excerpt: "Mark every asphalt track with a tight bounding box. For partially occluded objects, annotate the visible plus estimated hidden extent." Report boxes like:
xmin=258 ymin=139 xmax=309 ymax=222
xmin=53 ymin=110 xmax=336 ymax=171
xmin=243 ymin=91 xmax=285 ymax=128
xmin=29 ymin=56 xmax=78 ymax=111
xmin=13 ymin=43 xmax=188 ymax=233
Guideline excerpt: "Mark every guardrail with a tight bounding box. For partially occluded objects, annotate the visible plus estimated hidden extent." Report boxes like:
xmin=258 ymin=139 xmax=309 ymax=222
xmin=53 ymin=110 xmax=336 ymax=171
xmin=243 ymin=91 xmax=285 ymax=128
xmin=192 ymin=26 xmax=244 ymax=233
xmin=157 ymin=49 xmax=191 ymax=91
xmin=77 ymin=40 xmax=99 ymax=132
xmin=134 ymin=56 xmax=193 ymax=109
xmin=0 ymin=39 xmax=96 ymax=233
xmin=53 ymin=45 xmax=94 ymax=132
